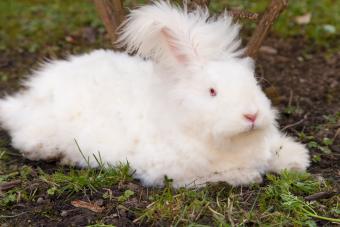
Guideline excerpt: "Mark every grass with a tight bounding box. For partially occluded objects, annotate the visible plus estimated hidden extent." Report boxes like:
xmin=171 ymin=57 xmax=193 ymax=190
xmin=0 ymin=0 xmax=104 ymax=54
xmin=1 ymin=158 xmax=339 ymax=225
xmin=132 ymin=171 xmax=339 ymax=226
xmin=0 ymin=161 xmax=133 ymax=206
xmin=40 ymin=162 xmax=133 ymax=196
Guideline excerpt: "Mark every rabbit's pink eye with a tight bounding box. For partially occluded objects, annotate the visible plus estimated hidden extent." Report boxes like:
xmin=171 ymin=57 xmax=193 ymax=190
xmin=209 ymin=88 xmax=217 ymax=97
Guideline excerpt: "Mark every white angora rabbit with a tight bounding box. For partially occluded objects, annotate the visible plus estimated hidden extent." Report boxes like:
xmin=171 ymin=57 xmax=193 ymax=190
xmin=0 ymin=1 xmax=309 ymax=187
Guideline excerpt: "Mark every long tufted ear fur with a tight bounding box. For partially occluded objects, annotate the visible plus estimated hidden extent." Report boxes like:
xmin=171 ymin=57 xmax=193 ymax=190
xmin=117 ymin=1 xmax=243 ymax=68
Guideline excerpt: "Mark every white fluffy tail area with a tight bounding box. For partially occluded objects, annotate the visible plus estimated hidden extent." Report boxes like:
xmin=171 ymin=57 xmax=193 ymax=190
xmin=0 ymin=95 xmax=23 ymax=132
xmin=0 ymin=94 xmax=47 ymax=153
xmin=117 ymin=1 xmax=242 ymax=66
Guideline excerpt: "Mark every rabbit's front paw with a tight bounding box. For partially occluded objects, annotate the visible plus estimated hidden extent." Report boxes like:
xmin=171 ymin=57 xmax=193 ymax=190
xmin=224 ymin=169 xmax=263 ymax=186
xmin=269 ymin=136 xmax=310 ymax=173
xmin=192 ymin=169 xmax=262 ymax=186
xmin=285 ymin=160 xmax=308 ymax=172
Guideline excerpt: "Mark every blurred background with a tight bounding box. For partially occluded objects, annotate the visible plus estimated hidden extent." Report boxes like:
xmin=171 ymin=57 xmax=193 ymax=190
xmin=0 ymin=0 xmax=338 ymax=55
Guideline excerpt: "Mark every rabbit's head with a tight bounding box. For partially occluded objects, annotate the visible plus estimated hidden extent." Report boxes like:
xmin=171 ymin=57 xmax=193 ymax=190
xmin=164 ymin=57 xmax=276 ymax=139
xmin=119 ymin=1 xmax=276 ymax=138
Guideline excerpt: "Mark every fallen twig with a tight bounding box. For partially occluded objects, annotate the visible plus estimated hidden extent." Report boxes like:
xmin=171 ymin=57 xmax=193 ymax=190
xmin=304 ymin=191 xmax=339 ymax=201
xmin=282 ymin=114 xmax=308 ymax=131
xmin=229 ymin=9 xmax=259 ymax=21
xmin=0 ymin=180 xmax=21 ymax=192
xmin=282 ymin=118 xmax=305 ymax=131
xmin=0 ymin=212 xmax=28 ymax=219
xmin=208 ymin=205 xmax=225 ymax=220
xmin=71 ymin=200 xmax=104 ymax=213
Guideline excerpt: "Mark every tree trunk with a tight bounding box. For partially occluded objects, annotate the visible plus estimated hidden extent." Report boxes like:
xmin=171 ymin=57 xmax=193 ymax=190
xmin=93 ymin=0 xmax=125 ymax=46
xmin=245 ymin=0 xmax=288 ymax=58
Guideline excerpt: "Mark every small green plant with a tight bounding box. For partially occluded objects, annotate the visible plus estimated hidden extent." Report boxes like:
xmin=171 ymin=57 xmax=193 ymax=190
xmin=118 ymin=189 xmax=135 ymax=202
xmin=299 ymin=132 xmax=334 ymax=155
xmin=281 ymin=192 xmax=340 ymax=223
xmin=259 ymin=171 xmax=339 ymax=225
xmin=311 ymin=154 xmax=321 ymax=163
xmin=283 ymin=105 xmax=301 ymax=116
xmin=0 ymin=188 xmax=29 ymax=207
xmin=307 ymin=138 xmax=333 ymax=154
xmin=0 ymin=191 xmax=17 ymax=206
xmin=323 ymin=112 xmax=340 ymax=124
xmin=47 ymin=186 xmax=58 ymax=196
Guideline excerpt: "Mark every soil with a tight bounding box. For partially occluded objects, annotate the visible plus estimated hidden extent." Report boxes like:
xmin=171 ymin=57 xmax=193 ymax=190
xmin=0 ymin=36 xmax=339 ymax=226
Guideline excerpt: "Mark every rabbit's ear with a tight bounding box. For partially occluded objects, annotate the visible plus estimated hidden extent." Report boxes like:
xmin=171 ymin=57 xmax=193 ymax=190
xmin=118 ymin=1 xmax=242 ymax=68
xmin=160 ymin=27 xmax=194 ymax=65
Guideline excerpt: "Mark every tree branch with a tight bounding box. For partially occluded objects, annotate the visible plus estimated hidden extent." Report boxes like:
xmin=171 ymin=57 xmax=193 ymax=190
xmin=304 ymin=191 xmax=339 ymax=201
xmin=245 ymin=0 xmax=288 ymax=58
xmin=187 ymin=0 xmax=210 ymax=10
xmin=93 ymin=0 xmax=287 ymax=57
xmin=0 ymin=180 xmax=21 ymax=192
xmin=93 ymin=0 xmax=125 ymax=46
xmin=228 ymin=9 xmax=259 ymax=21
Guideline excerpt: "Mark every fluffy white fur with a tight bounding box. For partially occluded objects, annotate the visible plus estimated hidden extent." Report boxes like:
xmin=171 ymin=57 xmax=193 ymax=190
xmin=0 ymin=1 xmax=309 ymax=187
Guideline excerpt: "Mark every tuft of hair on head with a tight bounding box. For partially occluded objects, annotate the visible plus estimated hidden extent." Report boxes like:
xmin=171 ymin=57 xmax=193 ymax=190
xmin=117 ymin=1 xmax=243 ymax=68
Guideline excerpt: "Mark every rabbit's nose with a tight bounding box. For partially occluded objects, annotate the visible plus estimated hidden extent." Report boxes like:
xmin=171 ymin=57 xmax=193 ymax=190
xmin=243 ymin=113 xmax=257 ymax=123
